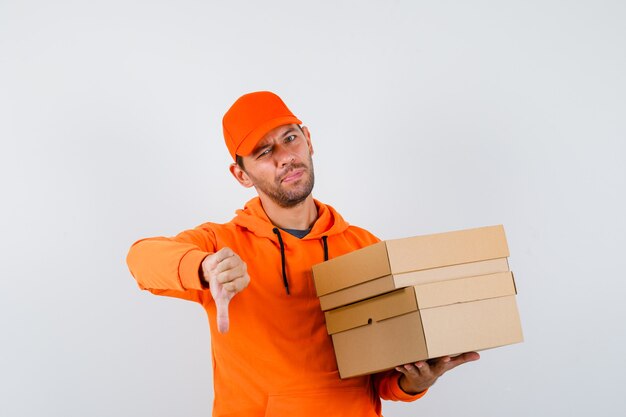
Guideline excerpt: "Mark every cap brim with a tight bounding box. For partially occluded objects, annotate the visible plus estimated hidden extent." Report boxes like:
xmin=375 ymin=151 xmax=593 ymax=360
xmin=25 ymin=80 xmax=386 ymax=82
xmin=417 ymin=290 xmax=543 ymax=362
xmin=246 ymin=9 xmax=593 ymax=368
xmin=236 ymin=115 xmax=303 ymax=158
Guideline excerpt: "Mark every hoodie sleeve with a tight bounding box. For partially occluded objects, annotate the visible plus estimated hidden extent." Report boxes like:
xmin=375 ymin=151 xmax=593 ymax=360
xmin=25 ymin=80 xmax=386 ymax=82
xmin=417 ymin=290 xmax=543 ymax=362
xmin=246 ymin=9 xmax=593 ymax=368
xmin=126 ymin=225 xmax=217 ymax=302
xmin=372 ymin=370 xmax=428 ymax=402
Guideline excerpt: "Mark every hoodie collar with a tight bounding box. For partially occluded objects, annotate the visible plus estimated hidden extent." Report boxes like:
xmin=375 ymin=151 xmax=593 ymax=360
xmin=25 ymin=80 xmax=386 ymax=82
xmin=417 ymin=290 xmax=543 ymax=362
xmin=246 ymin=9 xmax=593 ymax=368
xmin=232 ymin=197 xmax=350 ymax=240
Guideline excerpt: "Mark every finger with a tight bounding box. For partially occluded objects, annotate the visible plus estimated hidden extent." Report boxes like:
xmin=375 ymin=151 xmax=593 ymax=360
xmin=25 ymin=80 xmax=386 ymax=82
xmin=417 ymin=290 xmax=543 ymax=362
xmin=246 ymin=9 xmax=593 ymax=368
xmin=222 ymin=278 xmax=246 ymax=294
xmin=426 ymin=352 xmax=480 ymax=376
xmin=445 ymin=352 xmax=480 ymax=371
xmin=213 ymin=247 xmax=235 ymax=264
xmin=215 ymin=256 xmax=244 ymax=275
xmin=413 ymin=361 xmax=427 ymax=374
xmin=428 ymin=356 xmax=451 ymax=366
xmin=202 ymin=250 xmax=233 ymax=275
xmin=215 ymin=266 xmax=246 ymax=285
xmin=394 ymin=365 xmax=415 ymax=377
xmin=396 ymin=361 xmax=424 ymax=376
xmin=395 ymin=366 xmax=408 ymax=375
xmin=451 ymin=352 xmax=480 ymax=363
xmin=425 ymin=356 xmax=452 ymax=376
xmin=215 ymin=296 xmax=230 ymax=334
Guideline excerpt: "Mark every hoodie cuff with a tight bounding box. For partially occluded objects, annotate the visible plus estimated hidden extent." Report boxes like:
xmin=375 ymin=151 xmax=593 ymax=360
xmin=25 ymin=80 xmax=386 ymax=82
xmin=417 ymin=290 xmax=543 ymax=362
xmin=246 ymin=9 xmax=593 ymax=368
xmin=390 ymin=374 xmax=428 ymax=402
xmin=179 ymin=249 xmax=210 ymax=290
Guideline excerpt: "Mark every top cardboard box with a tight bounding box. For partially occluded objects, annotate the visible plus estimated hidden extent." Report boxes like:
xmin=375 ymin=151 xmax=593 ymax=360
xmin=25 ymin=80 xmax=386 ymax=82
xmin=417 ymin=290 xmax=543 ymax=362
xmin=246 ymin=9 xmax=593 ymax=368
xmin=313 ymin=225 xmax=510 ymax=308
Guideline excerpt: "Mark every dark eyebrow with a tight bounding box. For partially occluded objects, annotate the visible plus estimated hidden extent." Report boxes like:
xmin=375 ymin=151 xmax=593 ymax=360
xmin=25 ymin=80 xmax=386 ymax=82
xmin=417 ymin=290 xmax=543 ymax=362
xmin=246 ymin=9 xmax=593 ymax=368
xmin=281 ymin=127 xmax=299 ymax=138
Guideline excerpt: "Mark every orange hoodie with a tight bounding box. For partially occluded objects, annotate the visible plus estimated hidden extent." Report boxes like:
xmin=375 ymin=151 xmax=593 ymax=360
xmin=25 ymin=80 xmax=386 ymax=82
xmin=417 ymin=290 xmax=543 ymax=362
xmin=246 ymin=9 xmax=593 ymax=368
xmin=126 ymin=197 xmax=426 ymax=416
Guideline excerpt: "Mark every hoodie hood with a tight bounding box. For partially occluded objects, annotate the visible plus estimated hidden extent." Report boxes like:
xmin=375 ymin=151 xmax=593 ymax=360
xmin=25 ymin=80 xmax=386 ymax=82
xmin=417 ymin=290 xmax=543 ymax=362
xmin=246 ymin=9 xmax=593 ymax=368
xmin=232 ymin=197 xmax=350 ymax=240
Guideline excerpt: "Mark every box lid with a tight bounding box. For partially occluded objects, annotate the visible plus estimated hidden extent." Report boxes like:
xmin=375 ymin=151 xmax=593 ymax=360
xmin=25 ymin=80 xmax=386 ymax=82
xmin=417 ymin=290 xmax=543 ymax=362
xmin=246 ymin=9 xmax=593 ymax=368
xmin=318 ymin=257 xmax=510 ymax=311
xmin=313 ymin=241 xmax=391 ymax=296
xmin=413 ymin=271 xmax=516 ymax=309
xmin=324 ymin=287 xmax=417 ymax=335
xmin=313 ymin=225 xmax=509 ymax=296
xmin=385 ymin=225 xmax=509 ymax=275
xmin=324 ymin=271 xmax=516 ymax=335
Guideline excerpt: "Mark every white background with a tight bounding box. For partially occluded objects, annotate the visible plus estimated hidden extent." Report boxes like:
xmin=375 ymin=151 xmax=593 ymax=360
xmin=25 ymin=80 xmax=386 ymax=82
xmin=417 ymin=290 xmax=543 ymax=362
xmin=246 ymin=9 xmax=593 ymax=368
xmin=1 ymin=1 xmax=625 ymax=416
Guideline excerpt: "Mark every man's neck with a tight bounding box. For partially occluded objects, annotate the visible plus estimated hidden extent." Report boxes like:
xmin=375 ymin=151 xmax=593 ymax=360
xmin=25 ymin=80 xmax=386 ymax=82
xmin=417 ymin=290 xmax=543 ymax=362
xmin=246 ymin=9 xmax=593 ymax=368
xmin=259 ymin=194 xmax=318 ymax=230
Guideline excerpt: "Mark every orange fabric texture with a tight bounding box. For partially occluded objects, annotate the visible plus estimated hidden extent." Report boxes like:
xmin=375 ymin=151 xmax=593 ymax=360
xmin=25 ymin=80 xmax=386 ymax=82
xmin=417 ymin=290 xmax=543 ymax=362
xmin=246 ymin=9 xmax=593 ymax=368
xmin=126 ymin=197 xmax=426 ymax=416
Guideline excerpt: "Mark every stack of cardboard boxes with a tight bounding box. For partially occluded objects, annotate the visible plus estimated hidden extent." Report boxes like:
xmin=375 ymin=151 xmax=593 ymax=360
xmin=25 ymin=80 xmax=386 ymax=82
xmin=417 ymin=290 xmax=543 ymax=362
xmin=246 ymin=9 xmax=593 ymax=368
xmin=312 ymin=225 xmax=523 ymax=379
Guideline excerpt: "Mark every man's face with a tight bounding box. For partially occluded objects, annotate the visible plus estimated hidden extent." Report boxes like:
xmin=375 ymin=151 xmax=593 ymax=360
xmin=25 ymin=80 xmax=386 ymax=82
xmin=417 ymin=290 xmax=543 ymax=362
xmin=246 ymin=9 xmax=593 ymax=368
xmin=235 ymin=124 xmax=315 ymax=208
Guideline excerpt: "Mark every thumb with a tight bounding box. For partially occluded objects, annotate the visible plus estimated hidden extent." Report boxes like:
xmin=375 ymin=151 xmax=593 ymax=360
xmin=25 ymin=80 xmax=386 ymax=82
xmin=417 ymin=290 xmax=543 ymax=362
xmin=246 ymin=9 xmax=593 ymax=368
xmin=215 ymin=296 xmax=230 ymax=334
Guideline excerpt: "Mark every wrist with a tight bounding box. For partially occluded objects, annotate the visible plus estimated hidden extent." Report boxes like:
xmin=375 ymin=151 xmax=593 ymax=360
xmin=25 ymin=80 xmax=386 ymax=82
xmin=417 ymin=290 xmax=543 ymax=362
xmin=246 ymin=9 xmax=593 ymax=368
xmin=199 ymin=255 xmax=211 ymax=288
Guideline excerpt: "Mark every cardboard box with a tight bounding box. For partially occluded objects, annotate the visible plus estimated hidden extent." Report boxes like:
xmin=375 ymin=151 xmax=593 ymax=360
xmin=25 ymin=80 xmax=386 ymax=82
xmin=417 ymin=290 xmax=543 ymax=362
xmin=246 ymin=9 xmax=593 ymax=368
xmin=325 ymin=271 xmax=523 ymax=379
xmin=313 ymin=225 xmax=510 ymax=310
xmin=318 ymin=258 xmax=510 ymax=311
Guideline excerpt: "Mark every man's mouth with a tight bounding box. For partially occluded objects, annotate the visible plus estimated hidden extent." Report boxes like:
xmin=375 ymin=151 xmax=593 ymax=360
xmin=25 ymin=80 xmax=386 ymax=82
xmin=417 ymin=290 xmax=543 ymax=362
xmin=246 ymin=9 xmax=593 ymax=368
xmin=280 ymin=168 xmax=305 ymax=184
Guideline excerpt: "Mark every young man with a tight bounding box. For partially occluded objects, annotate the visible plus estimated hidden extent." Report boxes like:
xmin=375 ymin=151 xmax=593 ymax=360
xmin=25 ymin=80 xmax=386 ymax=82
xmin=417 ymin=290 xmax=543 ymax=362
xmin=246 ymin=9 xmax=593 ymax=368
xmin=126 ymin=91 xmax=479 ymax=416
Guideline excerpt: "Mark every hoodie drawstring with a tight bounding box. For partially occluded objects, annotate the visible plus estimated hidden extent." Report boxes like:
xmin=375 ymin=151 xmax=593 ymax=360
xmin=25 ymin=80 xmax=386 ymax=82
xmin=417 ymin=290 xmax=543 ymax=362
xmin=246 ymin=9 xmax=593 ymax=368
xmin=272 ymin=228 xmax=290 ymax=295
xmin=272 ymin=229 xmax=331 ymax=295
xmin=321 ymin=235 xmax=329 ymax=261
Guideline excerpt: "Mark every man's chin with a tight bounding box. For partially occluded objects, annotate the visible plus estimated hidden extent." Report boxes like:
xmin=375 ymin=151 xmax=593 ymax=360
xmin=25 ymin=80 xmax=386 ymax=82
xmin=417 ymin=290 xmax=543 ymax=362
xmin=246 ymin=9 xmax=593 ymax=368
xmin=276 ymin=192 xmax=312 ymax=208
xmin=256 ymin=175 xmax=315 ymax=208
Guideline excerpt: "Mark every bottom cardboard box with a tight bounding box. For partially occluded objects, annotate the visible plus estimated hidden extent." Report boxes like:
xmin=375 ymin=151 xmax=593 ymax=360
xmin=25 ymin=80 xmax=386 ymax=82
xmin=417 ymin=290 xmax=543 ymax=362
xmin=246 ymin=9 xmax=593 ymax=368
xmin=326 ymin=272 xmax=524 ymax=379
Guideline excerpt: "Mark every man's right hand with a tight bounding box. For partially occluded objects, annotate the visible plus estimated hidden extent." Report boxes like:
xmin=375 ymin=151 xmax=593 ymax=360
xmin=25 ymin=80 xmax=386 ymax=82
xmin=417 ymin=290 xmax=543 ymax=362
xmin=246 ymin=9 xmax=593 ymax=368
xmin=201 ymin=247 xmax=250 ymax=334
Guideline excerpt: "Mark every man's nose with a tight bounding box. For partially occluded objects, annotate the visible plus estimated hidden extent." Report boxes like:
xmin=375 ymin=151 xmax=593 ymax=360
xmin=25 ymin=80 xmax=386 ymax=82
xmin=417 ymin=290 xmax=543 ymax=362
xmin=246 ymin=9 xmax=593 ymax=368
xmin=274 ymin=145 xmax=295 ymax=166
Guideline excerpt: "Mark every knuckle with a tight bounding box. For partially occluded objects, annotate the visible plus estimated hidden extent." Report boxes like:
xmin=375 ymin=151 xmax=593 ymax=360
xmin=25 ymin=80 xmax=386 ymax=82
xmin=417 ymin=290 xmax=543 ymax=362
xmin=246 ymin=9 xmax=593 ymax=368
xmin=205 ymin=254 xmax=217 ymax=268
xmin=217 ymin=271 xmax=232 ymax=284
xmin=236 ymin=277 xmax=247 ymax=291
xmin=218 ymin=259 xmax=231 ymax=272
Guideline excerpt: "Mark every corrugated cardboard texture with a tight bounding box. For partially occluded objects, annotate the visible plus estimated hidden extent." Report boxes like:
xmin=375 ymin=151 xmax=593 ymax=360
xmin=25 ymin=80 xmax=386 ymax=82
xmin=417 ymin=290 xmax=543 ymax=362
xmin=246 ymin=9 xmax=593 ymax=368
xmin=313 ymin=225 xmax=509 ymax=298
xmin=318 ymin=258 xmax=510 ymax=311
xmin=313 ymin=241 xmax=390 ymax=296
xmin=331 ymin=311 xmax=428 ymax=379
xmin=326 ymin=273 xmax=523 ymax=378
xmin=413 ymin=271 xmax=516 ymax=309
xmin=324 ymin=287 xmax=417 ymax=335
xmin=385 ymin=225 xmax=509 ymax=273
xmin=420 ymin=295 xmax=524 ymax=358
xmin=325 ymin=272 xmax=516 ymax=334
xmin=393 ymin=258 xmax=510 ymax=287
xmin=319 ymin=275 xmax=396 ymax=311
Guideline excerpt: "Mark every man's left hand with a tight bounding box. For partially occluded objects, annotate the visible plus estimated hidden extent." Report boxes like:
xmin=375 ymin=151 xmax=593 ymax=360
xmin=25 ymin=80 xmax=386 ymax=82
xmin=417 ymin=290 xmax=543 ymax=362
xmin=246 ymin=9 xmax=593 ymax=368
xmin=395 ymin=352 xmax=480 ymax=394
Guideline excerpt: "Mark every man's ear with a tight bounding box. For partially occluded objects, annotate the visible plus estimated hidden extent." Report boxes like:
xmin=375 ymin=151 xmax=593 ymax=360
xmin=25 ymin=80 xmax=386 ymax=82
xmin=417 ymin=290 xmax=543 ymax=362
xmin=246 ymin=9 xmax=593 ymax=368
xmin=301 ymin=126 xmax=314 ymax=156
xmin=229 ymin=163 xmax=254 ymax=188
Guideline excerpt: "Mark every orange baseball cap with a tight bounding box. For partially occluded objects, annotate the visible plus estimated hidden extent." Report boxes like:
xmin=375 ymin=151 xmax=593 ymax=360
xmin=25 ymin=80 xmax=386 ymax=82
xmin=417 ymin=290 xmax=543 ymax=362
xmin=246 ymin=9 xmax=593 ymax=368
xmin=222 ymin=91 xmax=302 ymax=160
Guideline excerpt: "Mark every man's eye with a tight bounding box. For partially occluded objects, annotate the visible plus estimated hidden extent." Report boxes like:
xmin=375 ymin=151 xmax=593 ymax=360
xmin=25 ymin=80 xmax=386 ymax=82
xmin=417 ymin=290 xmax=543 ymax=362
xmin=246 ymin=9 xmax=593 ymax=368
xmin=257 ymin=148 xmax=271 ymax=159
xmin=285 ymin=135 xmax=296 ymax=143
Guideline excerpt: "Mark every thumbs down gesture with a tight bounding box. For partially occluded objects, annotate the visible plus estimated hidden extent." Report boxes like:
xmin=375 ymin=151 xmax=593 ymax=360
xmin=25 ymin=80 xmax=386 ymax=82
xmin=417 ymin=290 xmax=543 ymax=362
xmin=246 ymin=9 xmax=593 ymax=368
xmin=201 ymin=248 xmax=250 ymax=333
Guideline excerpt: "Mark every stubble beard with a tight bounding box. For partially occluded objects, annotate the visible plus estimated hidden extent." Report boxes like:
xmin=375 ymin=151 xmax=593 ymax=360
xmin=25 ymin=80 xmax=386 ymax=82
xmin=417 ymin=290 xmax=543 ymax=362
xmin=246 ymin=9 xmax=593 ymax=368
xmin=250 ymin=157 xmax=315 ymax=208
